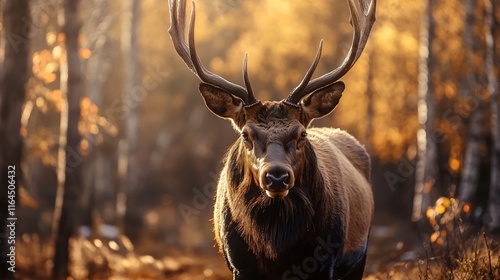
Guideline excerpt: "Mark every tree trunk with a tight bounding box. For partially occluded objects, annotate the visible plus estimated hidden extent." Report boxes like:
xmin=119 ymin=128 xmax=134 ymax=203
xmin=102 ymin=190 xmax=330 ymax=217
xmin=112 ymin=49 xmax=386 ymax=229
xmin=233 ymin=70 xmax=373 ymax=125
xmin=485 ymin=0 xmax=500 ymax=232
xmin=365 ymin=46 xmax=374 ymax=153
xmin=0 ymin=1 xmax=30 ymax=279
xmin=458 ymin=110 xmax=485 ymax=202
xmin=80 ymin=0 xmax=116 ymax=231
xmin=458 ymin=0 xmax=486 ymax=203
xmin=117 ymin=0 xmax=141 ymax=236
xmin=52 ymin=0 xmax=83 ymax=278
xmin=413 ymin=0 xmax=438 ymax=222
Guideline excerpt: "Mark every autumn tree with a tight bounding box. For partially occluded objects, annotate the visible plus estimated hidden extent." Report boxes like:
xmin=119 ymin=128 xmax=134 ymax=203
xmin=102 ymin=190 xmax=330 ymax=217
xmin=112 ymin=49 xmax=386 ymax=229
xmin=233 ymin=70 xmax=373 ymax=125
xmin=457 ymin=0 xmax=487 ymax=204
xmin=79 ymin=0 xmax=117 ymax=233
xmin=0 ymin=1 xmax=30 ymax=279
xmin=485 ymin=0 xmax=500 ymax=232
xmin=52 ymin=0 xmax=83 ymax=278
xmin=117 ymin=0 xmax=141 ymax=235
xmin=413 ymin=0 xmax=437 ymax=222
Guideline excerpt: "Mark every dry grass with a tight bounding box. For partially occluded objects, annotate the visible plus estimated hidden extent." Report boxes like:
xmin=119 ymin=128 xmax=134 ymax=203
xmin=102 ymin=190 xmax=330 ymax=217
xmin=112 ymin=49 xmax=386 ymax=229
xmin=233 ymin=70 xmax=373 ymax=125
xmin=14 ymin=201 xmax=500 ymax=280
xmin=366 ymin=196 xmax=500 ymax=280
xmin=365 ymin=235 xmax=500 ymax=279
xmin=418 ymin=233 xmax=500 ymax=280
xmin=15 ymin=233 xmax=231 ymax=280
xmin=15 ymin=232 xmax=499 ymax=279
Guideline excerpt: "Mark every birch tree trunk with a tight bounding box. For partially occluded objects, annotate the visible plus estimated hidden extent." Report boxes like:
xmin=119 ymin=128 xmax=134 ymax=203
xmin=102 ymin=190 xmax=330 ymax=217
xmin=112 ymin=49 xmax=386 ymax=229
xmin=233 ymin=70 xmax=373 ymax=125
xmin=458 ymin=0 xmax=486 ymax=203
xmin=413 ymin=0 xmax=438 ymax=222
xmin=53 ymin=0 xmax=83 ymax=278
xmin=485 ymin=0 xmax=500 ymax=232
xmin=0 ymin=1 xmax=30 ymax=279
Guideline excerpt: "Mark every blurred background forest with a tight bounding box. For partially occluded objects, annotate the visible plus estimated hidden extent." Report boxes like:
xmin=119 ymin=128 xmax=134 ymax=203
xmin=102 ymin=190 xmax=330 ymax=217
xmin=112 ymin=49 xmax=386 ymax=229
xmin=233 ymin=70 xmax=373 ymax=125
xmin=0 ymin=0 xmax=499 ymax=279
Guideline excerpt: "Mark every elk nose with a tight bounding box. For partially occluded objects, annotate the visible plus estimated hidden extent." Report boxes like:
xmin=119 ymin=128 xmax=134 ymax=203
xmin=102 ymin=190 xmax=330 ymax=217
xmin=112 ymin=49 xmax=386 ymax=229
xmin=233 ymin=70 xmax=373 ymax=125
xmin=265 ymin=170 xmax=290 ymax=191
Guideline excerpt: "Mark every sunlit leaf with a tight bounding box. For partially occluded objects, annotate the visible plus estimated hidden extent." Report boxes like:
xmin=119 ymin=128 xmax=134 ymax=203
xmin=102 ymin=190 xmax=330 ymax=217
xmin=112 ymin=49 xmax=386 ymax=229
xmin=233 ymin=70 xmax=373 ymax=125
xmin=32 ymin=64 xmax=40 ymax=75
xmin=444 ymin=81 xmax=457 ymax=98
xmin=436 ymin=197 xmax=451 ymax=208
xmin=436 ymin=237 xmax=444 ymax=246
xmin=80 ymin=139 xmax=89 ymax=156
xmin=40 ymin=49 xmax=51 ymax=61
xmin=449 ymin=158 xmax=461 ymax=172
xmin=35 ymin=97 xmax=47 ymax=113
xmin=80 ymin=97 xmax=91 ymax=118
xmin=32 ymin=52 xmax=40 ymax=65
xmin=139 ymin=255 xmax=155 ymax=264
xmin=46 ymin=89 xmax=63 ymax=112
xmin=108 ymin=241 xmax=120 ymax=251
xmin=79 ymin=48 xmax=92 ymax=59
xmin=436 ymin=204 xmax=446 ymax=215
xmin=426 ymin=208 xmax=434 ymax=218
xmin=46 ymin=32 xmax=57 ymax=46
xmin=43 ymin=72 xmax=57 ymax=84
xmin=58 ymin=33 xmax=66 ymax=44
xmin=93 ymin=239 xmax=103 ymax=248
xmin=430 ymin=232 xmax=440 ymax=243
xmin=46 ymin=62 xmax=57 ymax=73
xmin=53 ymin=46 xmax=62 ymax=59
xmin=463 ymin=203 xmax=471 ymax=214
xmin=90 ymin=124 xmax=99 ymax=135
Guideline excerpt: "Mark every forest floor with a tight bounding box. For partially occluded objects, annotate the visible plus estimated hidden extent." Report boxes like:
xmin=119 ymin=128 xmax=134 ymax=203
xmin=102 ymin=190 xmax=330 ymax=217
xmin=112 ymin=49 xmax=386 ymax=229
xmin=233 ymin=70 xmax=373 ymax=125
xmin=14 ymin=213 xmax=500 ymax=279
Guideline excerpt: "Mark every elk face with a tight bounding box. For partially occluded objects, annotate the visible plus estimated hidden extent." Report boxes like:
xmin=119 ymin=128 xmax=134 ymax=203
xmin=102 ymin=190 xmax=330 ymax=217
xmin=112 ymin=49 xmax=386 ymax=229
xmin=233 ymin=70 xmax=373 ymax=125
xmin=240 ymin=108 xmax=305 ymax=198
xmin=199 ymin=82 xmax=345 ymax=198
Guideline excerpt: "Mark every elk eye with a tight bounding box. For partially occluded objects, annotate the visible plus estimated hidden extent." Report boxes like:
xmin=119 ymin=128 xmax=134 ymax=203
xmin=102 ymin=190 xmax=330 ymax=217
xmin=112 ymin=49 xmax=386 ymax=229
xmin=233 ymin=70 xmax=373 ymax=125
xmin=241 ymin=131 xmax=253 ymax=150
xmin=241 ymin=131 xmax=249 ymax=141
xmin=296 ymin=131 xmax=307 ymax=150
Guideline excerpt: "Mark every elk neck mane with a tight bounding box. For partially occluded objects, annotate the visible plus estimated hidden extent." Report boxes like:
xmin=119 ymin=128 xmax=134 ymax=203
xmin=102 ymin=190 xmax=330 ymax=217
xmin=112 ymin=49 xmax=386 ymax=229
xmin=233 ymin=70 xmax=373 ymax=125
xmin=223 ymin=135 xmax=329 ymax=260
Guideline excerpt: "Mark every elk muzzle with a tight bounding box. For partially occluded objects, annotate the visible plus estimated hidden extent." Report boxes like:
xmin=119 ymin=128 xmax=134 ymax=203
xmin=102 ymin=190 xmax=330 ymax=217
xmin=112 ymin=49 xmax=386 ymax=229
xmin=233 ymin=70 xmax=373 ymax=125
xmin=259 ymin=144 xmax=295 ymax=198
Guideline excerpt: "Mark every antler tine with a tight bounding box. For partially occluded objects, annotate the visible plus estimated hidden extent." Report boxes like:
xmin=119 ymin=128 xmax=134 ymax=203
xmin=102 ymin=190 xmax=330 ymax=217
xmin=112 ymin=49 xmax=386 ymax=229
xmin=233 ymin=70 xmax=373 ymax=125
xmin=168 ymin=0 xmax=251 ymax=104
xmin=168 ymin=0 xmax=192 ymax=70
xmin=286 ymin=0 xmax=376 ymax=104
xmin=243 ymin=53 xmax=258 ymax=105
xmin=285 ymin=40 xmax=323 ymax=105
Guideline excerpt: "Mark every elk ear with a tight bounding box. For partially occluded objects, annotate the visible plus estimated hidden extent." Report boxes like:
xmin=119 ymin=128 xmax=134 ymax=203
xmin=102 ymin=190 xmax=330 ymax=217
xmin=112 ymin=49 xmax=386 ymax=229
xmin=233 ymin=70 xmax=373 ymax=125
xmin=301 ymin=81 xmax=344 ymax=122
xmin=199 ymin=83 xmax=243 ymax=120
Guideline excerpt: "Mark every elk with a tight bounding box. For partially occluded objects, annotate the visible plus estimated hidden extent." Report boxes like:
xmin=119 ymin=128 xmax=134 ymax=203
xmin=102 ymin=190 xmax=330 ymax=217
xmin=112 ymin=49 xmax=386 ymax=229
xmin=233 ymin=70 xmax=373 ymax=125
xmin=169 ymin=0 xmax=376 ymax=279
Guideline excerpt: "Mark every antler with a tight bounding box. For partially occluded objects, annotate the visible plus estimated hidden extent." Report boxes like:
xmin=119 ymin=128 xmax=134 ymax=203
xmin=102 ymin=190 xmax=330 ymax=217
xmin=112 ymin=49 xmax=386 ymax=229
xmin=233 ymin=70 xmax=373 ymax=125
xmin=168 ymin=0 xmax=258 ymax=105
xmin=285 ymin=0 xmax=376 ymax=105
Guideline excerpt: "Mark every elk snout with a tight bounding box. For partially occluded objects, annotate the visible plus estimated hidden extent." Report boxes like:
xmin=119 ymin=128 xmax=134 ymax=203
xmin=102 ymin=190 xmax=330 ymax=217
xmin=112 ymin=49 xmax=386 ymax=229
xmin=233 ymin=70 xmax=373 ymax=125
xmin=261 ymin=165 xmax=294 ymax=198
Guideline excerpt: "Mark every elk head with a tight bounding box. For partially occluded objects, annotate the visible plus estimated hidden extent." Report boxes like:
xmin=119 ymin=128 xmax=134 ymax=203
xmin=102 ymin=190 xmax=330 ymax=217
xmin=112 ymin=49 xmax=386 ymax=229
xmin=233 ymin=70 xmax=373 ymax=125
xmin=169 ymin=0 xmax=376 ymax=198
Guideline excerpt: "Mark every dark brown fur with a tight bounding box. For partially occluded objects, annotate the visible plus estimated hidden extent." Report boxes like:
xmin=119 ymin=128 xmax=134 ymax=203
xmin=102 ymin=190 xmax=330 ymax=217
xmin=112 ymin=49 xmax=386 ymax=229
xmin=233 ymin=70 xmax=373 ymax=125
xmin=211 ymin=101 xmax=374 ymax=280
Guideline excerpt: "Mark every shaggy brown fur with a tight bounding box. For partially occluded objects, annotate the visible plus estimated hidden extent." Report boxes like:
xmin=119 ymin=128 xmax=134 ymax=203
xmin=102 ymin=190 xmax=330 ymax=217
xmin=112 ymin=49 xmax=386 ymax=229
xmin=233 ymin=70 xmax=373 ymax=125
xmin=209 ymin=98 xmax=374 ymax=280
